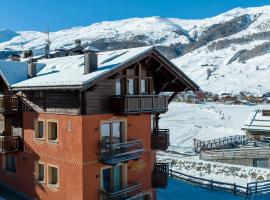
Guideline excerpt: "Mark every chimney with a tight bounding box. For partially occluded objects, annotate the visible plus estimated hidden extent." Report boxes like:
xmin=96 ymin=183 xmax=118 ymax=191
xmin=9 ymin=53 xmax=21 ymax=61
xmin=75 ymin=39 xmax=81 ymax=47
xmin=23 ymin=50 xmax=33 ymax=58
xmin=27 ymin=58 xmax=37 ymax=78
xmin=84 ymin=50 xmax=97 ymax=74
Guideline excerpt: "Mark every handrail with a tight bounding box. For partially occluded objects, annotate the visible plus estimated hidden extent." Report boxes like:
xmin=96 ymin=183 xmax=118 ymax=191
xmin=152 ymin=129 xmax=170 ymax=151
xmin=111 ymin=95 xmax=168 ymax=114
xmin=100 ymin=182 xmax=142 ymax=199
xmin=170 ymin=169 xmax=270 ymax=197
xmin=100 ymin=138 xmax=144 ymax=165
xmin=200 ymin=147 xmax=270 ymax=160
xmin=0 ymin=95 xmax=19 ymax=113
xmin=194 ymin=135 xmax=246 ymax=153
xmin=0 ymin=136 xmax=21 ymax=153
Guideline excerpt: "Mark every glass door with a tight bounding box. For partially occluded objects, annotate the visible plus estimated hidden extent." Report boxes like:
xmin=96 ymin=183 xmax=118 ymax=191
xmin=101 ymin=165 xmax=124 ymax=192
xmin=112 ymin=165 xmax=123 ymax=192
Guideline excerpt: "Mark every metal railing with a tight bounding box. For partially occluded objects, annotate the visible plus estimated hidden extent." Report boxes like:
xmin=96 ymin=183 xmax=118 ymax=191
xmin=170 ymin=169 xmax=270 ymax=197
xmin=152 ymin=129 xmax=170 ymax=151
xmin=152 ymin=163 xmax=169 ymax=188
xmin=200 ymin=147 xmax=270 ymax=160
xmin=111 ymin=95 xmax=168 ymax=114
xmin=0 ymin=96 xmax=19 ymax=113
xmin=0 ymin=136 xmax=21 ymax=153
xmin=100 ymin=137 xmax=144 ymax=165
xmin=194 ymin=135 xmax=246 ymax=153
xmin=100 ymin=182 xmax=143 ymax=200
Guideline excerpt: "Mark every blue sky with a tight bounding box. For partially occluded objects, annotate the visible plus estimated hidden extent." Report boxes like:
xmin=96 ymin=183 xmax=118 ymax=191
xmin=1 ymin=0 xmax=270 ymax=31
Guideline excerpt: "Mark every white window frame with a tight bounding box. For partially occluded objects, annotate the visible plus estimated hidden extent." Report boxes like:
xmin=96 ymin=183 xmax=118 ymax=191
xmin=35 ymin=161 xmax=45 ymax=184
xmin=47 ymin=120 xmax=59 ymax=143
xmin=34 ymin=119 xmax=45 ymax=141
xmin=47 ymin=164 xmax=60 ymax=189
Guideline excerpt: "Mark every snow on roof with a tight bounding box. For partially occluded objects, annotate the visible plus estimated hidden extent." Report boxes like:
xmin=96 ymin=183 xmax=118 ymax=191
xmin=242 ymin=109 xmax=270 ymax=132
xmin=0 ymin=60 xmax=28 ymax=87
xmin=11 ymin=46 xmax=153 ymax=89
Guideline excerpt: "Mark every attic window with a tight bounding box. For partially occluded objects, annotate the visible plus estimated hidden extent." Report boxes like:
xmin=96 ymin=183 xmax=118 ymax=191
xmin=262 ymin=110 xmax=270 ymax=116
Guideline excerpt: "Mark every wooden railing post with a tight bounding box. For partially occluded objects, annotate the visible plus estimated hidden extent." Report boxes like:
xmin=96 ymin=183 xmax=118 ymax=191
xmin=255 ymin=181 xmax=257 ymax=195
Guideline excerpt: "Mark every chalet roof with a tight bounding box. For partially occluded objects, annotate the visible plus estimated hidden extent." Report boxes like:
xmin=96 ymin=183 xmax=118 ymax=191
xmin=0 ymin=60 xmax=28 ymax=87
xmin=242 ymin=110 xmax=270 ymax=132
xmin=2 ymin=46 xmax=199 ymax=91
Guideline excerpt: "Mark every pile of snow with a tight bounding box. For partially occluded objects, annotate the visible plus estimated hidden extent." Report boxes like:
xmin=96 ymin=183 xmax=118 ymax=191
xmin=159 ymin=155 xmax=270 ymax=186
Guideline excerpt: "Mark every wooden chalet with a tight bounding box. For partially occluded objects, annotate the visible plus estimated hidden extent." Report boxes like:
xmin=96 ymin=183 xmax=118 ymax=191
xmin=242 ymin=109 xmax=270 ymax=141
xmin=0 ymin=46 xmax=199 ymax=200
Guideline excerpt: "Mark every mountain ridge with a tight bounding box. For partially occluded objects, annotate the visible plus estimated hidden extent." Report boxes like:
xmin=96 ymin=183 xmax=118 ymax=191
xmin=1 ymin=5 xmax=270 ymax=94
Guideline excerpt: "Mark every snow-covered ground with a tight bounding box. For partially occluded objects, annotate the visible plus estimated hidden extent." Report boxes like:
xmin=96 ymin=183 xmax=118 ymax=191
xmin=157 ymin=178 xmax=270 ymax=200
xmin=160 ymin=102 xmax=270 ymax=154
xmin=158 ymin=102 xmax=270 ymax=186
xmin=159 ymin=155 xmax=270 ymax=186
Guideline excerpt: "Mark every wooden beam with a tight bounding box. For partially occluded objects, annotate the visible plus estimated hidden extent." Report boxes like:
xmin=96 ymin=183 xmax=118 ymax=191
xmin=156 ymin=77 xmax=178 ymax=94
xmin=168 ymin=92 xmax=178 ymax=103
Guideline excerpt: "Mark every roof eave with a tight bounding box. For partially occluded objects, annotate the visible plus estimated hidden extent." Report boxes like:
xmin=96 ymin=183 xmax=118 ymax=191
xmin=11 ymin=84 xmax=83 ymax=91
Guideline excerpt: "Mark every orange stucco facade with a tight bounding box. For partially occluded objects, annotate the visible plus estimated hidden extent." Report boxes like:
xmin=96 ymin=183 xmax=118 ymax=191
xmin=0 ymin=112 xmax=156 ymax=200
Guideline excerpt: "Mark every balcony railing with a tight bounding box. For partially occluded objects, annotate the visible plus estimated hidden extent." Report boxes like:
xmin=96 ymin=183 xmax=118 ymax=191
xmin=152 ymin=163 xmax=169 ymax=188
xmin=152 ymin=129 xmax=170 ymax=151
xmin=100 ymin=182 xmax=144 ymax=200
xmin=111 ymin=95 xmax=168 ymax=114
xmin=100 ymin=137 xmax=144 ymax=165
xmin=0 ymin=136 xmax=21 ymax=153
xmin=0 ymin=96 xmax=19 ymax=113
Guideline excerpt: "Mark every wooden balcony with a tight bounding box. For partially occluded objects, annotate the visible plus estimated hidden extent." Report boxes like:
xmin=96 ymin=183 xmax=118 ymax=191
xmin=152 ymin=129 xmax=170 ymax=151
xmin=0 ymin=96 xmax=19 ymax=114
xmin=111 ymin=95 xmax=168 ymax=115
xmin=100 ymin=182 xmax=144 ymax=200
xmin=0 ymin=136 xmax=21 ymax=153
xmin=100 ymin=138 xmax=144 ymax=165
xmin=152 ymin=163 xmax=169 ymax=188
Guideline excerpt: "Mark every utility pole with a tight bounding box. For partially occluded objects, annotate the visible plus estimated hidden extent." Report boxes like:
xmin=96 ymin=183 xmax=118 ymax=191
xmin=44 ymin=28 xmax=51 ymax=58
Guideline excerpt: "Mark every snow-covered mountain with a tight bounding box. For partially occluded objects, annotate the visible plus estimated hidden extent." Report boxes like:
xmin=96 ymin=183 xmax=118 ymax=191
xmin=1 ymin=5 xmax=270 ymax=94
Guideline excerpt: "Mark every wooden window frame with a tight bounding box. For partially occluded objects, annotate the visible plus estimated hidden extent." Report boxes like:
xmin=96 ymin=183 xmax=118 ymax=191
xmin=47 ymin=164 xmax=60 ymax=189
xmin=34 ymin=119 xmax=45 ymax=141
xmin=47 ymin=120 xmax=59 ymax=144
xmin=35 ymin=161 xmax=46 ymax=184
xmin=2 ymin=154 xmax=17 ymax=175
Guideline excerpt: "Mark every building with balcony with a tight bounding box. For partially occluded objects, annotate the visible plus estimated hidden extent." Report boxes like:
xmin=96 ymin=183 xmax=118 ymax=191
xmin=0 ymin=46 xmax=199 ymax=200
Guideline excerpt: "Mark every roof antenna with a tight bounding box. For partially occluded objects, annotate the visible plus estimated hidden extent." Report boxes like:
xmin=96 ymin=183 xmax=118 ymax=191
xmin=44 ymin=28 xmax=51 ymax=58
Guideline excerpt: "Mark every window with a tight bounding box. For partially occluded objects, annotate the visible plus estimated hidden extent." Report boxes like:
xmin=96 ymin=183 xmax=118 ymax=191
xmin=140 ymin=79 xmax=146 ymax=94
xmin=101 ymin=165 xmax=124 ymax=192
xmin=115 ymin=79 xmax=121 ymax=95
xmin=48 ymin=121 xmax=58 ymax=142
xmin=35 ymin=120 xmax=44 ymax=140
xmin=101 ymin=122 xmax=124 ymax=144
xmin=5 ymin=155 xmax=16 ymax=173
xmin=48 ymin=165 xmax=59 ymax=188
xmin=35 ymin=162 xmax=45 ymax=183
xmin=127 ymin=79 xmax=134 ymax=95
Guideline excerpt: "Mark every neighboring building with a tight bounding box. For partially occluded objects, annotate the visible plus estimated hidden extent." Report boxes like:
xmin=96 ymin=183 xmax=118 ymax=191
xmin=0 ymin=46 xmax=199 ymax=200
xmin=242 ymin=109 xmax=270 ymax=141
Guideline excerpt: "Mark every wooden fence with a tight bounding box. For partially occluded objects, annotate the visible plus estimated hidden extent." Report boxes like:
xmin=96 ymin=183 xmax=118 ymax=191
xmin=169 ymin=169 xmax=270 ymax=197
xmin=200 ymin=147 xmax=270 ymax=161
xmin=194 ymin=135 xmax=246 ymax=153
